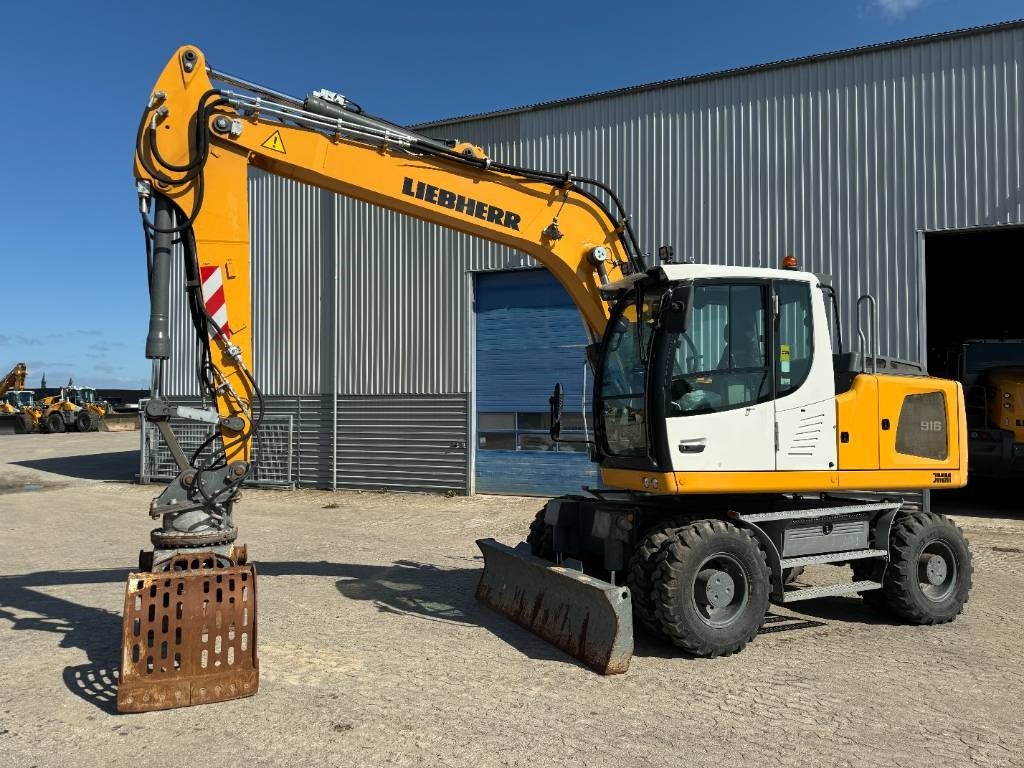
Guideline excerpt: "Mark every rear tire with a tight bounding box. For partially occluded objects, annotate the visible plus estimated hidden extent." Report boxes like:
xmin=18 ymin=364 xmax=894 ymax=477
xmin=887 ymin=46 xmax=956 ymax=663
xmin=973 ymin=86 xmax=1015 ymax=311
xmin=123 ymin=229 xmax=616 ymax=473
xmin=627 ymin=515 xmax=695 ymax=634
xmin=13 ymin=414 xmax=32 ymax=434
xmin=75 ymin=410 xmax=95 ymax=433
xmin=652 ymin=520 xmax=769 ymax=657
xmin=46 ymin=412 xmax=66 ymax=434
xmin=881 ymin=511 xmax=972 ymax=624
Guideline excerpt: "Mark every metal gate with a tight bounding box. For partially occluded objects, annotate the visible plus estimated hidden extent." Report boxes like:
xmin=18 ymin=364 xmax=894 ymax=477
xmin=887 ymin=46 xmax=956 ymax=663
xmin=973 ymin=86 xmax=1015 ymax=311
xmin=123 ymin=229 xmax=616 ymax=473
xmin=139 ymin=408 xmax=295 ymax=488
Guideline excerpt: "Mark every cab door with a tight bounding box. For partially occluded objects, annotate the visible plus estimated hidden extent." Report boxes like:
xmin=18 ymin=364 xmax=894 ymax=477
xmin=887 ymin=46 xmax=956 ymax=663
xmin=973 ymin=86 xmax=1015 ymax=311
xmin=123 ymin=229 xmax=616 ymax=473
xmin=663 ymin=281 xmax=776 ymax=472
xmin=773 ymin=280 xmax=839 ymax=471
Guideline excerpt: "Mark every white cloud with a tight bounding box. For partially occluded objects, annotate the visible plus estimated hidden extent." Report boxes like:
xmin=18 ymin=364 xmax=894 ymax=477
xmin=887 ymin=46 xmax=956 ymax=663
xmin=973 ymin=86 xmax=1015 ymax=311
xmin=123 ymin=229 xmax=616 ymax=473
xmin=874 ymin=0 xmax=926 ymax=17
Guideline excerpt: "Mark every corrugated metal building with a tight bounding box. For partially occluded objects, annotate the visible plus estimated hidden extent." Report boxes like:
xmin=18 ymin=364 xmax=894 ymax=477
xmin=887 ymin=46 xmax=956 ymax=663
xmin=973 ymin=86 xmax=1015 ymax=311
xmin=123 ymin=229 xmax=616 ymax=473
xmin=162 ymin=20 xmax=1024 ymax=495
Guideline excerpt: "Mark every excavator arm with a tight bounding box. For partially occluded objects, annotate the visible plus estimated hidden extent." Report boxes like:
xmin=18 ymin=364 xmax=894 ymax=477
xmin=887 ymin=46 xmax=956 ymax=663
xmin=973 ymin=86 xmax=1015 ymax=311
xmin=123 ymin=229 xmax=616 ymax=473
xmin=121 ymin=46 xmax=644 ymax=712
xmin=138 ymin=46 xmax=639 ymax=461
xmin=0 ymin=362 xmax=27 ymax=396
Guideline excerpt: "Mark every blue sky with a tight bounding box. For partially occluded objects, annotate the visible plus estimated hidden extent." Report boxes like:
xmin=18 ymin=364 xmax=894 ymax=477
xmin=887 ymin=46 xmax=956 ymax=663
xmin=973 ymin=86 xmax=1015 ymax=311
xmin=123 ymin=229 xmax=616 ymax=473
xmin=0 ymin=1 xmax=1020 ymax=388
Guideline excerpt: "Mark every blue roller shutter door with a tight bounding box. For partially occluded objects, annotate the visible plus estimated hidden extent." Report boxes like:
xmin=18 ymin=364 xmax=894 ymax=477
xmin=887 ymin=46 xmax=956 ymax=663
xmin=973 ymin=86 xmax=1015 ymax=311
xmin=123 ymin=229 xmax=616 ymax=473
xmin=475 ymin=269 xmax=601 ymax=496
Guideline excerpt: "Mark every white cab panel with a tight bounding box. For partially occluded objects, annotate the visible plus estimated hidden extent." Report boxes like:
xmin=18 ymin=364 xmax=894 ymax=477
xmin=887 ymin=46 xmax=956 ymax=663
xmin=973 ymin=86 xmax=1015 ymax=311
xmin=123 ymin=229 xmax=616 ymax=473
xmin=666 ymin=402 xmax=776 ymax=472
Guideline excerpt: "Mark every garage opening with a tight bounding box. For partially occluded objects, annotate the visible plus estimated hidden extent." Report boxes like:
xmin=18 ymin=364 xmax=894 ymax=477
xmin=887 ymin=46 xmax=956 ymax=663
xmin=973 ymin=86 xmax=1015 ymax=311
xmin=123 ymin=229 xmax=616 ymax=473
xmin=474 ymin=270 xmax=600 ymax=496
xmin=925 ymin=226 xmax=1024 ymax=495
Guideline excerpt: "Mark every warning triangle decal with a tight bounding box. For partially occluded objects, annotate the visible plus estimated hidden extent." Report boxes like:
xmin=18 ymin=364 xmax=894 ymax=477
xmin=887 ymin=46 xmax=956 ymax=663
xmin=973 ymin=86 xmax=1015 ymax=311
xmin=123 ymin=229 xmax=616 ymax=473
xmin=261 ymin=130 xmax=286 ymax=153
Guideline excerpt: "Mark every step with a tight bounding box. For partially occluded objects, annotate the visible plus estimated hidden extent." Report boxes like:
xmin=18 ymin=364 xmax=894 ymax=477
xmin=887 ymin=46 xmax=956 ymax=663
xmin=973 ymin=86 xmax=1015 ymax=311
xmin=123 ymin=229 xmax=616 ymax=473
xmin=740 ymin=502 xmax=899 ymax=524
xmin=780 ymin=548 xmax=888 ymax=569
xmin=778 ymin=580 xmax=881 ymax=603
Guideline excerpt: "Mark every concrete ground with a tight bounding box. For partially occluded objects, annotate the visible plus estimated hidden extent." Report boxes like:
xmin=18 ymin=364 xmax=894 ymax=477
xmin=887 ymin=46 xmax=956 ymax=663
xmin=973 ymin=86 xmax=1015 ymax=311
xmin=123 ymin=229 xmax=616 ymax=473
xmin=0 ymin=432 xmax=1022 ymax=768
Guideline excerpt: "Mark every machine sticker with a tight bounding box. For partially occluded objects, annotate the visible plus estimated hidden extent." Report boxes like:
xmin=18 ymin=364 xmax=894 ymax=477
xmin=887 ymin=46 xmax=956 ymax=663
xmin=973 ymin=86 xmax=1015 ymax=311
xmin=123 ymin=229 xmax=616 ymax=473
xmin=200 ymin=265 xmax=232 ymax=339
xmin=779 ymin=343 xmax=791 ymax=373
xmin=261 ymin=130 xmax=287 ymax=154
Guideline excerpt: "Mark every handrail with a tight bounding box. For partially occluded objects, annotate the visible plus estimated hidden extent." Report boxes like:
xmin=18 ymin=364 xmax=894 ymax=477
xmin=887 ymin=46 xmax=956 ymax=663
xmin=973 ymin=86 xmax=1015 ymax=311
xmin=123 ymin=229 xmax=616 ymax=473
xmin=856 ymin=295 xmax=879 ymax=374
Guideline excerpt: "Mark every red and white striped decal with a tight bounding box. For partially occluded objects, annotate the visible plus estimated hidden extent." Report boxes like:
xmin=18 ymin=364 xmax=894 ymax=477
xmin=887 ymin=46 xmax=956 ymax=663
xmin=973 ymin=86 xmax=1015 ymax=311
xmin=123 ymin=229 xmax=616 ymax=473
xmin=200 ymin=265 xmax=231 ymax=339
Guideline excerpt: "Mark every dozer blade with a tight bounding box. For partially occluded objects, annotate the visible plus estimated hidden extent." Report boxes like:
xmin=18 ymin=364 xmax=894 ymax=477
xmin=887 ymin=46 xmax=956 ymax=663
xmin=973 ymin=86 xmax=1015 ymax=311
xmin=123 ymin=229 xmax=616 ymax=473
xmin=475 ymin=538 xmax=633 ymax=675
xmin=117 ymin=554 xmax=258 ymax=713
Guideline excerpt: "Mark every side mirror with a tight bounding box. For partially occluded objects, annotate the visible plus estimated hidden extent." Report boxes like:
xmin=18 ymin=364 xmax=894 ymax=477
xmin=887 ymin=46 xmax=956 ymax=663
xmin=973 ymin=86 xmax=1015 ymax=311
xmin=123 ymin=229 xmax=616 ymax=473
xmin=548 ymin=383 xmax=564 ymax=441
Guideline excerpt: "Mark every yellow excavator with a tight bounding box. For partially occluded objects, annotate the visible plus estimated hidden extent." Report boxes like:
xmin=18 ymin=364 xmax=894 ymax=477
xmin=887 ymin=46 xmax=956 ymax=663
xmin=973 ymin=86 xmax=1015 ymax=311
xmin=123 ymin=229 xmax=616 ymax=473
xmin=119 ymin=46 xmax=973 ymax=712
xmin=0 ymin=362 xmax=39 ymax=434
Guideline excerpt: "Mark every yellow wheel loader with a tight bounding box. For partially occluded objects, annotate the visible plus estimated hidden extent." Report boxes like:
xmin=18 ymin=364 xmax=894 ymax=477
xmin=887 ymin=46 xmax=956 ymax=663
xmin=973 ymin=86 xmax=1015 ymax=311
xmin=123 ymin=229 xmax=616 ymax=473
xmin=2 ymin=390 xmax=40 ymax=434
xmin=119 ymin=47 xmax=973 ymax=712
xmin=35 ymin=385 xmax=115 ymax=433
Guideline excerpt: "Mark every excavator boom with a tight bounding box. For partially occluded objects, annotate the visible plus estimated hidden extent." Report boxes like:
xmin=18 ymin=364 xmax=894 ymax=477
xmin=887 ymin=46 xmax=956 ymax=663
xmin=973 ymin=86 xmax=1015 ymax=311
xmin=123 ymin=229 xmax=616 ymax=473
xmin=124 ymin=46 xmax=642 ymax=711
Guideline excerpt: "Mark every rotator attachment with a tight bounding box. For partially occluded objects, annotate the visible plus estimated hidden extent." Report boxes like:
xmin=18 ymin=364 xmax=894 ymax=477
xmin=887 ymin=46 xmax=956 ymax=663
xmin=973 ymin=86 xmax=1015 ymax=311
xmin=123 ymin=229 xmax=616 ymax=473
xmin=117 ymin=549 xmax=258 ymax=713
xmin=118 ymin=423 xmax=258 ymax=713
xmin=475 ymin=538 xmax=634 ymax=675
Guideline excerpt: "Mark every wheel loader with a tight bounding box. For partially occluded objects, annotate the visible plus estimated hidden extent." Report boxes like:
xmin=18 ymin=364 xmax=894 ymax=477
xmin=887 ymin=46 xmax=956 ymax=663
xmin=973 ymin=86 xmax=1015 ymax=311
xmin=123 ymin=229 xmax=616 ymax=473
xmin=118 ymin=46 xmax=973 ymax=712
xmin=35 ymin=386 xmax=106 ymax=433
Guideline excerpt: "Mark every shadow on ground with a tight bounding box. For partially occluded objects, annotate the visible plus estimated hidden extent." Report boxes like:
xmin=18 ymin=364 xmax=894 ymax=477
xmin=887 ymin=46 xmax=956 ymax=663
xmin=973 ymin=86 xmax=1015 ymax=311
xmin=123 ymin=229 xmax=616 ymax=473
xmin=1 ymin=558 xmax=892 ymax=712
xmin=0 ymin=558 xmax=577 ymax=713
xmin=13 ymin=450 xmax=139 ymax=482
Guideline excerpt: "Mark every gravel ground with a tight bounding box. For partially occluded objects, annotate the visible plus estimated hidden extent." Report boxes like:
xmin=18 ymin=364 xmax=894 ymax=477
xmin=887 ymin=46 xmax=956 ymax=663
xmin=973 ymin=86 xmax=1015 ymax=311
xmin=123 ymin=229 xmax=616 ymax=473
xmin=0 ymin=432 xmax=1022 ymax=767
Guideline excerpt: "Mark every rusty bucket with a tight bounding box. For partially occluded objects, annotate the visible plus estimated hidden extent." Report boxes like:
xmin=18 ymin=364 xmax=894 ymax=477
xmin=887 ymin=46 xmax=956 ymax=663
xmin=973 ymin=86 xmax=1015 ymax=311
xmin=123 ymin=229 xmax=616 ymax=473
xmin=117 ymin=552 xmax=258 ymax=713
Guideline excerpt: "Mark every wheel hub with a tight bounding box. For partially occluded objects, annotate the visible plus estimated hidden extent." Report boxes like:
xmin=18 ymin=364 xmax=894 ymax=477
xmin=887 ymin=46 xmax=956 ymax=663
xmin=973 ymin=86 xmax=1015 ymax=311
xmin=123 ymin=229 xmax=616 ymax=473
xmin=690 ymin=553 xmax=749 ymax=628
xmin=918 ymin=541 xmax=957 ymax=601
xmin=920 ymin=553 xmax=948 ymax=585
xmin=697 ymin=569 xmax=735 ymax=608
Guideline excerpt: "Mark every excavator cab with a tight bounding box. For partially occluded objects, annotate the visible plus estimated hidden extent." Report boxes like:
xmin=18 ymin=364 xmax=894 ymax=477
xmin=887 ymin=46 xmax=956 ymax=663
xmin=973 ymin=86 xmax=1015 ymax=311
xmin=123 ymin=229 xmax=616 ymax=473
xmin=591 ymin=265 xmax=834 ymax=478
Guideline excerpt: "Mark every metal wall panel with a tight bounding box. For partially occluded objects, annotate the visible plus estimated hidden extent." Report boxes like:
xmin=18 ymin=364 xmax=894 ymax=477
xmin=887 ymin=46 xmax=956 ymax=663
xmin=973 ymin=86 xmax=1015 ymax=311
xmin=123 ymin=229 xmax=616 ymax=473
xmin=250 ymin=172 xmax=334 ymax=396
xmin=333 ymin=395 xmax=469 ymax=492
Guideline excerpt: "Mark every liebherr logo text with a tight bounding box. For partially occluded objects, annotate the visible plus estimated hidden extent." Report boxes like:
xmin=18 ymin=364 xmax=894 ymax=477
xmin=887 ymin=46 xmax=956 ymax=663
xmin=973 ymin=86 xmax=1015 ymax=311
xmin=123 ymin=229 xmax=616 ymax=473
xmin=933 ymin=472 xmax=953 ymax=484
xmin=402 ymin=178 xmax=522 ymax=231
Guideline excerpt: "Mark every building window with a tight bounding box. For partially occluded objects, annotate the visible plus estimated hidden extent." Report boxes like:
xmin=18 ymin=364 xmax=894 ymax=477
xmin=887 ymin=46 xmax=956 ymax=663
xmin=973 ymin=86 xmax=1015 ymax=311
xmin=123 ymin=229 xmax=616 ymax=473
xmin=478 ymin=411 xmax=588 ymax=451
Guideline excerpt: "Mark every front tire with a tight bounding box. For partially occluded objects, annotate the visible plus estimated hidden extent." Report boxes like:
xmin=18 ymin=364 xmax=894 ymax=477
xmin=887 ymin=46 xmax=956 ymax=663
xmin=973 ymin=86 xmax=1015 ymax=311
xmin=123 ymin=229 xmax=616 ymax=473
xmin=13 ymin=414 xmax=32 ymax=434
xmin=75 ymin=410 xmax=95 ymax=433
xmin=627 ymin=515 xmax=694 ymax=635
xmin=46 ymin=412 xmax=66 ymax=434
xmin=881 ymin=511 xmax=972 ymax=624
xmin=652 ymin=520 xmax=769 ymax=657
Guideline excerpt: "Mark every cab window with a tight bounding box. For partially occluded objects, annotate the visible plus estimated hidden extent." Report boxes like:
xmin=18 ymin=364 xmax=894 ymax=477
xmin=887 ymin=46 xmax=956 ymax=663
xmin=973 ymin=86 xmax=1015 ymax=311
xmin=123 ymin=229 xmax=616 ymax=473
xmin=669 ymin=283 xmax=771 ymax=416
xmin=776 ymin=281 xmax=814 ymax=397
xmin=599 ymin=290 xmax=662 ymax=456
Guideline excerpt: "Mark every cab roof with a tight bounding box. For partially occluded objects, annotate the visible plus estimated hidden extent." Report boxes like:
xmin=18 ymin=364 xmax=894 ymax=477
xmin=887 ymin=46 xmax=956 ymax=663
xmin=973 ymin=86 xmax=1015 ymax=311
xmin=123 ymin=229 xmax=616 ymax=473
xmin=602 ymin=264 xmax=819 ymax=296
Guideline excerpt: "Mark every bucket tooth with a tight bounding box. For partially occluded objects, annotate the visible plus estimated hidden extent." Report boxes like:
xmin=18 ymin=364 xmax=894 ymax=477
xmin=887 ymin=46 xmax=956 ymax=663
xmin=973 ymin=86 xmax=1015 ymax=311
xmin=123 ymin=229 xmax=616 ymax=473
xmin=117 ymin=553 xmax=259 ymax=713
xmin=475 ymin=538 xmax=633 ymax=675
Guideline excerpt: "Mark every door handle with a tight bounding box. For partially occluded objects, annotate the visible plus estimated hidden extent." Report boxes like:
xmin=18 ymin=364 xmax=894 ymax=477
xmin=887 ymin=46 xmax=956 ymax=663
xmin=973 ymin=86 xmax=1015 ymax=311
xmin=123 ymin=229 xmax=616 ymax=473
xmin=678 ymin=439 xmax=706 ymax=454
